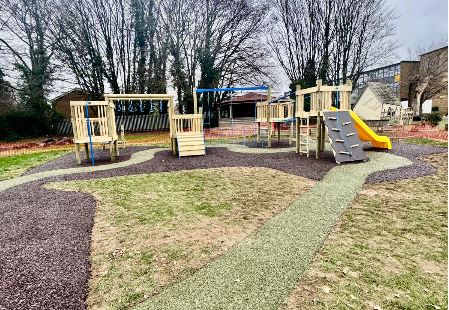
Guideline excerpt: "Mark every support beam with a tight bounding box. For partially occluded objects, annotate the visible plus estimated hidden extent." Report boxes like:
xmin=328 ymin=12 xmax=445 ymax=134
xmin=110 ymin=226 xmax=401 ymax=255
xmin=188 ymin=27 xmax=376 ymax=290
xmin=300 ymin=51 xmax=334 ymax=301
xmin=193 ymin=88 xmax=198 ymax=114
xmin=295 ymin=118 xmax=300 ymax=153
xmin=75 ymin=143 xmax=81 ymax=165
xmin=316 ymin=116 xmax=322 ymax=160
xmin=277 ymin=123 xmax=281 ymax=142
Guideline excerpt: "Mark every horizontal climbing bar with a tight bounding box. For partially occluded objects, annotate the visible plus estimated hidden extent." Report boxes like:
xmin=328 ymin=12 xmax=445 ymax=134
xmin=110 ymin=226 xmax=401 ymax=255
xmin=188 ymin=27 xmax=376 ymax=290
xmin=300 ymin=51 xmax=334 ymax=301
xmin=195 ymin=86 xmax=269 ymax=93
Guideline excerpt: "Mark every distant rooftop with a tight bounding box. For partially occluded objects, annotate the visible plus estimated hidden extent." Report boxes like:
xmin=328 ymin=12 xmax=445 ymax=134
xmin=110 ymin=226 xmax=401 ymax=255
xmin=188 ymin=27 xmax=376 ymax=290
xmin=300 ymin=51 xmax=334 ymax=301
xmin=219 ymin=92 xmax=270 ymax=105
xmin=357 ymin=82 xmax=400 ymax=106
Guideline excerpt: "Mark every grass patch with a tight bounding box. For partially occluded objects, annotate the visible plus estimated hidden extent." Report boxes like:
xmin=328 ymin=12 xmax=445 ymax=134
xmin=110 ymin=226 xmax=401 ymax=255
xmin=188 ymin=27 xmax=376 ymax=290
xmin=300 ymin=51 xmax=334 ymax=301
xmin=282 ymin=153 xmax=448 ymax=310
xmin=404 ymin=137 xmax=448 ymax=148
xmin=47 ymin=167 xmax=314 ymax=309
xmin=0 ymin=150 xmax=69 ymax=180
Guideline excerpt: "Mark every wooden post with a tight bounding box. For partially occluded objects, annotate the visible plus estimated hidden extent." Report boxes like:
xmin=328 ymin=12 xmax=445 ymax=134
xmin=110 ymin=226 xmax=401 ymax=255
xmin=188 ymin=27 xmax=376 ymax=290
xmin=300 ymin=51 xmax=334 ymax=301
xmin=114 ymin=140 xmax=119 ymax=157
xmin=295 ymin=118 xmax=300 ymax=153
xmin=321 ymin=118 xmax=326 ymax=152
xmin=316 ymin=115 xmax=321 ymax=160
xmin=257 ymin=122 xmax=260 ymax=143
xmin=267 ymin=87 xmax=272 ymax=148
xmin=75 ymin=143 xmax=81 ymax=165
xmin=193 ymin=88 xmax=198 ymax=114
xmin=110 ymin=142 xmax=115 ymax=161
xmin=277 ymin=123 xmax=281 ymax=142
xmin=289 ymin=121 xmax=293 ymax=146
xmin=316 ymin=79 xmax=323 ymax=111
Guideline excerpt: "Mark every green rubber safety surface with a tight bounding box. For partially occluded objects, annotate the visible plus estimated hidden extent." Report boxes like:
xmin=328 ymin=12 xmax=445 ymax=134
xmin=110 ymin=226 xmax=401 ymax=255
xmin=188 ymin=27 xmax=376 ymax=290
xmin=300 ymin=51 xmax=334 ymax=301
xmin=134 ymin=152 xmax=412 ymax=310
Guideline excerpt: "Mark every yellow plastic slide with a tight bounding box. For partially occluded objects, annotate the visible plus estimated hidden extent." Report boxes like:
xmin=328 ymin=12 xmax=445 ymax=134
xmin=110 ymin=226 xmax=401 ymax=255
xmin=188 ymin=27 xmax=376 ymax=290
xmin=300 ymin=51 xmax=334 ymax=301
xmin=348 ymin=111 xmax=392 ymax=149
xmin=330 ymin=107 xmax=392 ymax=149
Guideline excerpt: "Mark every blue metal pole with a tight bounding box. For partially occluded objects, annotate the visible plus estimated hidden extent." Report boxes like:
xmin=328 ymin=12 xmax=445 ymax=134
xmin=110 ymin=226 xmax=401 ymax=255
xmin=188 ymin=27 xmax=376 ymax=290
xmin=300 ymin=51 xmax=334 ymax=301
xmin=85 ymin=101 xmax=95 ymax=166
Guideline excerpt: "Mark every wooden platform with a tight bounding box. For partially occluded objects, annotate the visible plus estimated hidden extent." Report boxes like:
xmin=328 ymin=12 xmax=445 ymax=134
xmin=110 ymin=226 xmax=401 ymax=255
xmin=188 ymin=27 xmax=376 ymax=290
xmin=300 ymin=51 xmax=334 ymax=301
xmin=176 ymin=133 xmax=206 ymax=157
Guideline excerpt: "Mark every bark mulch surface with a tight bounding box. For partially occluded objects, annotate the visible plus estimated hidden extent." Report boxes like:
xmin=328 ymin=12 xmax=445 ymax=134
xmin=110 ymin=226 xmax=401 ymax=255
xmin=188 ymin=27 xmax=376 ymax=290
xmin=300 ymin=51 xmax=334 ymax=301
xmin=366 ymin=142 xmax=447 ymax=183
xmin=23 ymin=145 xmax=151 ymax=175
xmin=0 ymin=143 xmax=445 ymax=309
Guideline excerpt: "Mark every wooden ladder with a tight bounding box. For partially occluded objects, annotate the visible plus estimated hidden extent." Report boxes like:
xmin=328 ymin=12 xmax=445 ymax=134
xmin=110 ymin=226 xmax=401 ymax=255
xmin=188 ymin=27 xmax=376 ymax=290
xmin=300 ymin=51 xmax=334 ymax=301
xmin=298 ymin=117 xmax=310 ymax=157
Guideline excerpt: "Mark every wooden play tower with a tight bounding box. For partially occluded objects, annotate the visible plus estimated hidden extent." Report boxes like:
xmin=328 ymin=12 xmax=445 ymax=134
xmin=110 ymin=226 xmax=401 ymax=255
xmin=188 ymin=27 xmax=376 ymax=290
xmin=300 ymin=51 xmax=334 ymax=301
xmin=255 ymin=88 xmax=294 ymax=147
xmin=295 ymin=80 xmax=367 ymax=163
xmin=70 ymin=100 xmax=119 ymax=165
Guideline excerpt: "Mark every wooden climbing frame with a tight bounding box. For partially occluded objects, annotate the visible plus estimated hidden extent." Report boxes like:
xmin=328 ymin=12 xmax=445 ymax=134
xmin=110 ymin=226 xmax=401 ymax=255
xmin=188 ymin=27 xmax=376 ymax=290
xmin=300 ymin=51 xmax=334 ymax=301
xmin=295 ymin=79 xmax=353 ymax=159
xmin=70 ymin=100 xmax=119 ymax=165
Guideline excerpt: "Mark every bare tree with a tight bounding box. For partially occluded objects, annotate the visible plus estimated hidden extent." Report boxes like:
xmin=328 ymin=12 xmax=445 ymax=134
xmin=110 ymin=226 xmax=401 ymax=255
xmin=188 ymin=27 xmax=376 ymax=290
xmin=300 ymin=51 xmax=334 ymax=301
xmin=269 ymin=0 xmax=396 ymax=88
xmin=51 ymin=0 xmax=168 ymax=97
xmin=162 ymin=0 xmax=273 ymax=113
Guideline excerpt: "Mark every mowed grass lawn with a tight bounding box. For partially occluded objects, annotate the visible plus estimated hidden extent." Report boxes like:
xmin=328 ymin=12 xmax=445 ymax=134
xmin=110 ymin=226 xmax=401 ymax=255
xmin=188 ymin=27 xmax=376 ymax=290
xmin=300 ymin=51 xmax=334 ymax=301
xmin=282 ymin=153 xmax=448 ymax=310
xmin=404 ymin=137 xmax=448 ymax=148
xmin=47 ymin=167 xmax=315 ymax=309
xmin=0 ymin=150 xmax=69 ymax=180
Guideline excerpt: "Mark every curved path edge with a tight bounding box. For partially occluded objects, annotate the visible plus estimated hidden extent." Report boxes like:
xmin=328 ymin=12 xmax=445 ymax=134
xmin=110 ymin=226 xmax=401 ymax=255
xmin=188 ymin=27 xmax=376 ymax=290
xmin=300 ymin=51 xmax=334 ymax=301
xmin=134 ymin=152 xmax=412 ymax=310
xmin=0 ymin=144 xmax=297 ymax=192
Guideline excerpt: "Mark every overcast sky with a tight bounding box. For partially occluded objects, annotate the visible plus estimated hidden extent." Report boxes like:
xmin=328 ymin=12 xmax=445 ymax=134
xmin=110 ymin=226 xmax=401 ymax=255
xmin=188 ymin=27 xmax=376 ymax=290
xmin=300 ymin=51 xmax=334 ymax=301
xmin=389 ymin=0 xmax=448 ymax=60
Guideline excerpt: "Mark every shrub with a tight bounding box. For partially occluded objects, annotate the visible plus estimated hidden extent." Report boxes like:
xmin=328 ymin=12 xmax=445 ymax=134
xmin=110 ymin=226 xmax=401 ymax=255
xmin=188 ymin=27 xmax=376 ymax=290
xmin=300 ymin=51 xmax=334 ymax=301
xmin=0 ymin=108 xmax=50 ymax=140
xmin=424 ymin=112 xmax=443 ymax=127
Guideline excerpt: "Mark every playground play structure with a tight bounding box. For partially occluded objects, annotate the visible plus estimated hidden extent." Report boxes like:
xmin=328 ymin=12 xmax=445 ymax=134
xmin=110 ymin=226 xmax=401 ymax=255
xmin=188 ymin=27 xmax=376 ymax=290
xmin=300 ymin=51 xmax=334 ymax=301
xmin=294 ymin=79 xmax=391 ymax=163
xmin=70 ymin=80 xmax=391 ymax=165
xmin=70 ymin=100 xmax=119 ymax=165
xmin=70 ymin=93 xmax=206 ymax=164
xmin=255 ymin=89 xmax=294 ymax=147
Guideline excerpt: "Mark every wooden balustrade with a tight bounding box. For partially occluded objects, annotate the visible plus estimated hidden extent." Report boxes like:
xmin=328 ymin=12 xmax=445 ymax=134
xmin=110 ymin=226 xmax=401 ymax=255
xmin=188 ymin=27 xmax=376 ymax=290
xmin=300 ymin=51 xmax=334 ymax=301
xmin=295 ymin=80 xmax=352 ymax=117
xmin=171 ymin=114 xmax=203 ymax=136
xmin=256 ymin=101 xmax=292 ymax=122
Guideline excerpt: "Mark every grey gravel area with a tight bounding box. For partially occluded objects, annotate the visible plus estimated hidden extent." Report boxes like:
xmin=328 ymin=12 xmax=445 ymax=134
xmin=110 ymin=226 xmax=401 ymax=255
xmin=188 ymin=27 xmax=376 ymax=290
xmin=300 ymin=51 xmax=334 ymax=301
xmin=0 ymin=142 xmax=445 ymax=309
xmin=366 ymin=143 xmax=447 ymax=183
xmin=23 ymin=146 xmax=151 ymax=175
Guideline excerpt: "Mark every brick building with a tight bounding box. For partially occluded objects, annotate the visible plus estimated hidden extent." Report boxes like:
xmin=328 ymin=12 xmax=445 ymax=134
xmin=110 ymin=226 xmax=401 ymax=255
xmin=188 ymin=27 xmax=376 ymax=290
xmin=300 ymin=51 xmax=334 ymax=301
xmin=51 ymin=88 xmax=89 ymax=119
xmin=353 ymin=46 xmax=448 ymax=114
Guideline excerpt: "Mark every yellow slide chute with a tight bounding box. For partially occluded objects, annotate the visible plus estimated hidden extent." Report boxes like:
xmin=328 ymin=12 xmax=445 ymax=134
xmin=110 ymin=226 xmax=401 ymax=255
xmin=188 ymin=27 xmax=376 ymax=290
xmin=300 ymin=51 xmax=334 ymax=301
xmin=330 ymin=108 xmax=392 ymax=149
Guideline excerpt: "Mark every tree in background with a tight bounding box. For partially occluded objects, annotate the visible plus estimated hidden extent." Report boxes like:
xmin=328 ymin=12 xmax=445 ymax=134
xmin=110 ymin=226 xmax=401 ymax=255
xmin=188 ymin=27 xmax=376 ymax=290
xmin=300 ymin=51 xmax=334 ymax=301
xmin=0 ymin=0 xmax=54 ymax=136
xmin=51 ymin=0 xmax=168 ymax=97
xmin=0 ymin=69 xmax=15 ymax=115
xmin=161 ymin=0 xmax=273 ymax=114
xmin=269 ymin=0 xmax=396 ymax=88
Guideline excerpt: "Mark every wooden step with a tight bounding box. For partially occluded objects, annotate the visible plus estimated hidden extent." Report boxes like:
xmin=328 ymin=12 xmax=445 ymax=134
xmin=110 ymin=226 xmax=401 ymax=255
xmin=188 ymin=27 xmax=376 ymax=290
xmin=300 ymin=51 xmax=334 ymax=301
xmin=177 ymin=133 xmax=206 ymax=157
xmin=179 ymin=149 xmax=206 ymax=157
xmin=178 ymin=144 xmax=205 ymax=152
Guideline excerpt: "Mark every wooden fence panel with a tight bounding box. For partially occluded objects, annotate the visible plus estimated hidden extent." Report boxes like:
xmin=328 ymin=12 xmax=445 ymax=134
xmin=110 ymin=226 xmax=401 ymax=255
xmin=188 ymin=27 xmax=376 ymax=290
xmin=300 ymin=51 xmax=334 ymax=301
xmin=56 ymin=114 xmax=170 ymax=135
